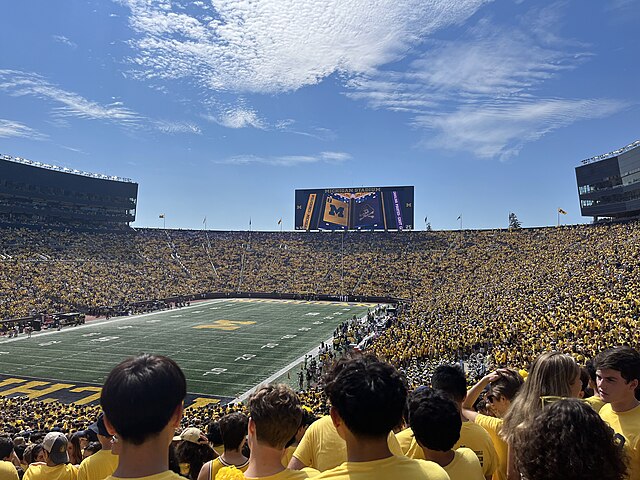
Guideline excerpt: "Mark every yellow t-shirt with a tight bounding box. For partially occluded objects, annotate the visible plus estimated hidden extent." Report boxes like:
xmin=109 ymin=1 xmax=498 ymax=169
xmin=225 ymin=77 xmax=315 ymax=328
xmin=245 ymin=467 xmax=319 ymax=479
xmin=443 ymin=448 xmax=484 ymax=480
xmin=0 ymin=460 xmax=19 ymax=480
xmin=24 ymin=463 xmax=78 ymax=480
xmin=292 ymin=416 xmax=403 ymax=472
xmin=314 ymin=455 xmax=449 ymax=480
xmin=402 ymin=423 xmax=497 ymax=479
xmin=600 ymin=403 xmax=640 ymax=480
xmin=77 ymin=449 xmax=119 ymax=480
xmin=208 ymin=457 xmax=250 ymax=479
xmin=474 ymin=414 xmax=506 ymax=480
xmin=395 ymin=428 xmax=414 ymax=455
xmin=106 ymin=472 xmax=183 ymax=480
xmin=584 ymin=395 xmax=606 ymax=413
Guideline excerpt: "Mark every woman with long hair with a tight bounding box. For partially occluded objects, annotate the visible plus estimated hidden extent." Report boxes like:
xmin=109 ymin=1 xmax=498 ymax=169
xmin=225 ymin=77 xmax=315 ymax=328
xmin=501 ymin=351 xmax=582 ymax=480
xmin=67 ymin=432 xmax=84 ymax=465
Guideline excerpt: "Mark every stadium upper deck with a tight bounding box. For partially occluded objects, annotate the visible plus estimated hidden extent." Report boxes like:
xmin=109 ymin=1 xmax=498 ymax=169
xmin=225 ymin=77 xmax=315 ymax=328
xmin=0 ymin=153 xmax=138 ymax=229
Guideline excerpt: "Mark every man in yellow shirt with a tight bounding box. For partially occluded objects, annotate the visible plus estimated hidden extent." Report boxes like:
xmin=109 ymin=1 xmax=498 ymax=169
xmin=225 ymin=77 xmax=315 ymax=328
xmin=77 ymin=413 xmax=119 ymax=480
xmin=596 ymin=346 xmax=640 ymax=479
xmin=408 ymin=388 xmax=483 ymax=480
xmin=23 ymin=432 xmax=78 ymax=480
xmin=311 ymin=355 xmax=449 ymax=480
xmin=243 ymin=384 xmax=318 ymax=480
xmin=100 ymin=354 xmax=187 ymax=480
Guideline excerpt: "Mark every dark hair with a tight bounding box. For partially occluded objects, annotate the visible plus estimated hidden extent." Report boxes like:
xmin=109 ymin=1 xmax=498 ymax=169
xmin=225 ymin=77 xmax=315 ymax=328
xmin=206 ymin=421 xmax=223 ymax=445
xmin=84 ymin=442 xmax=102 ymax=455
xmin=0 ymin=437 xmax=13 ymax=459
xmin=219 ymin=412 xmax=249 ymax=451
xmin=249 ymin=384 xmax=302 ymax=449
xmin=324 ymin=354 xmax=407 ymax=438
xmin=100 ymin=354 xmax=187 ymax=445
xmin=514 ymin=399 xmax=627 ymax=480
xmin=408 ymin=388 xmax=461 ymax=451
xmin=595 ymin=346 xmax=640 ymax=384
xmin=431 ymin=365 xmax=467 ymax=403
xmin=579 ymin=368 xmax=593 ymax=398
xmin=585 ymin=359 xmax=597 ymax=383
xmin=175 ymin=440 xmax=216 ymax=480
xmin=489 ymin=369 xmax=524 ymax=401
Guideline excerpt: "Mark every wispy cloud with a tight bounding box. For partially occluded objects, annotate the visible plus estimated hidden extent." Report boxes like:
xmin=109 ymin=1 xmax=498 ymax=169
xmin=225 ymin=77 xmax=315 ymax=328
xmin=0 ymin=70 xmax=141 ymax=126
xmin=153 ymin=120 xmax=202 ymax=134
xmin=205 ymin=106 xmax=266 ymax=129
xmin=214 ymin=151 xmax=352 ymax=167
xmin=52 ymin=35 xmax=77 ymax=48
xmin=345 ymin=4 xmax=628 ymax=159
xmin=0 ymin=119 xmax=47 ymax=140
xmin=115 ymin=0 xmax=491 ymax=93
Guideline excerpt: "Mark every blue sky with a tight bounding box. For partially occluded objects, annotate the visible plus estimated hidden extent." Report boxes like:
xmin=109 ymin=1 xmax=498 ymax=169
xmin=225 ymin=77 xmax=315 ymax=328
xmin=1 ymin=0 xmax=638 ymax=231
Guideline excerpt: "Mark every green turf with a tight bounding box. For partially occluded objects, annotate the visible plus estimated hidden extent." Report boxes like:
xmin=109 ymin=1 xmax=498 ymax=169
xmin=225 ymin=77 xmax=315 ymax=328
xmin=0 ymin=299 xmax=372 ymax=399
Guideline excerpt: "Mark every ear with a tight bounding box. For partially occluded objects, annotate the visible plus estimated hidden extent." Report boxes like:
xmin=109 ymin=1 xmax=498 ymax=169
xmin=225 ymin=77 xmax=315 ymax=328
xmin=103 ymin=414 xmax=117 ymax=436
xmin=329 ymin=406 xmax=341 ymax=430
xmin=248 ymin=417 xmax=257 ymax=436
xmin=171 ymin=402 xmax=184 ymax=428
xmin=628 ymin=379 xmax=639 ymax=392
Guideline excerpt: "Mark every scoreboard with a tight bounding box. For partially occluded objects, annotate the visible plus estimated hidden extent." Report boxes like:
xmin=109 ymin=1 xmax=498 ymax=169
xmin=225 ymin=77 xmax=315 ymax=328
xmin=295 ymin=186 xmax=414 ymax=231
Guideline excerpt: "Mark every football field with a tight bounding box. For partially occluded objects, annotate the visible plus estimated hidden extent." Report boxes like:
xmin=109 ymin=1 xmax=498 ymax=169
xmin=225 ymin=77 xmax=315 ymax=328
xmin=0 ymin=299 xmax=373 ymax=404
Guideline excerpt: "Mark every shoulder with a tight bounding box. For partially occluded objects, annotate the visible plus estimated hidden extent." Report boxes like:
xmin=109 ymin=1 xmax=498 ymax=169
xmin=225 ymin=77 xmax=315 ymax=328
xmin=475 ymin=414 xmax=502 ymax=431
xmin=456 ymin=447 xmax=482 ymax=464
xmin=414 ymin=459 xmax=450 ymax=480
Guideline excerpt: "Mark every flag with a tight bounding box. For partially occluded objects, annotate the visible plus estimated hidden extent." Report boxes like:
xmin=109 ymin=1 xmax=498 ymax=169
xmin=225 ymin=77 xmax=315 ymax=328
xmin=203 ymin=216 xmax=207 ymax=224
xmin=424 ymin=216 xmax=428 ymax=223
xmin=558 ymin=208 xmax=567 ymax=215
xmin=457 ymin=215 xmax=461 ymax=220
xmin=277 ymin=218 xmax=282 ymax=225
xmin=323 ymin=195 xmax=350 ymax=227
xmin=159 ymin=214 xmax=165 ymax=219
xmin=249 ymin=218 xmax=252 ymax=226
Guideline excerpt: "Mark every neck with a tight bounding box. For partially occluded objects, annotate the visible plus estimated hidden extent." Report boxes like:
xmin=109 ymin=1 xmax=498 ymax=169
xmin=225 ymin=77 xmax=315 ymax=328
xmin=113 ymin=435 xmax=168 ymax=478
xmin=611 ymin=396 xmax=640 ymax=413
xmin=421 ymin=448 xmax=455 ymax=468
xmin=345 ymin=435 xmax=392 ymax=462
xmin=221 ymin=449 xmax=248 ymax=465
xmin=244 ymin=444 xmax=285 ymax=478
xmin=98 ymin=435 xmax=113 ymax=451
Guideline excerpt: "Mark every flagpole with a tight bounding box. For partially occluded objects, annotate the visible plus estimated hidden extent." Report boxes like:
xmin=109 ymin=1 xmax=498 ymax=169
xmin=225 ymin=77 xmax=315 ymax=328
xmin=164 ymin=216 xmax=166 ymax=229
xmin=557 ymin=210 xmax=560 ymax=227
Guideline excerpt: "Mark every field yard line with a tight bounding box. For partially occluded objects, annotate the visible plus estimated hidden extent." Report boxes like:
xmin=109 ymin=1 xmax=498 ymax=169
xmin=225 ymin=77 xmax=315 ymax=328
xmin=0 ymin=299 xmax=227 ymax=345
xmin=232 ymin=335 xmax=334 ymax=404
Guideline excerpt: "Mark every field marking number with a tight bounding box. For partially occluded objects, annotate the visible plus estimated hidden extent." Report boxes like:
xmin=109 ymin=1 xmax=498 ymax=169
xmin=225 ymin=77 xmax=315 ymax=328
xmin=203 ymin=368 xmax=227 ymax=376
xmin=235 ymin=354 xmax=256 ymax=361
xmin=261 ymin=343 xmax=279 ymax=349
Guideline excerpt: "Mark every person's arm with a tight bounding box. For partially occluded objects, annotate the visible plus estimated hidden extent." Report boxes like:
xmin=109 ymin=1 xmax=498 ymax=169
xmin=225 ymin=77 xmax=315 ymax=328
xmin=462 ymin=369 xmax=511 ymax=420
xmin=197 ymin=461 xmax=211 ymax=480
xmin=506 ymin=444 xmax=520 ymax=480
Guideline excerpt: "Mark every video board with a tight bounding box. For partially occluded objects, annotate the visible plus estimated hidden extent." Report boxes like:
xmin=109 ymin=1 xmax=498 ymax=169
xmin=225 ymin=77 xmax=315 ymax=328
xmin=295 ymin=186 xmax=414 ymax=231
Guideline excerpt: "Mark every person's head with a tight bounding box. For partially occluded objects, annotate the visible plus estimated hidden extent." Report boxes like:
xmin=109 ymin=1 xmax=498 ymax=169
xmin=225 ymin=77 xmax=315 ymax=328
xmin=219 ymin=412 xmax=249 ymax=452
xmin=513 ymin=399 xmax=627 ymax=480
xmin=0 ymin=436 xmax=14 ymax=461
xmin=286 ymin=407 xmax=318 ymax=447
xmin=324 ymin=354 xmax=408 ymax=439
xmin=100 ymin=354 xmax=187 ymax=445
xmin=487 ymin=369 xmax=524 ymax=417
xmin=502 ymin=352 xmax=580 ymax=441
xmin=248 ymin=384 xmax=302 ymax=450
xmin=206 ymin=420 xmax=223 ymax=448
xmin=578 ymin=367 xmax=592 ymax=399
xmin=431 ymin=365 xmax=467 ymax=404
xmin=595 ymin=346 xmax=640 ymax=405
xmin=174 ymin=430 xmax=215 ymax=480
xmin=83 ymin=442 xmax=102 ymax=459
xmin=408 ymin=388 xmax=461 ymax=452
xmin=42 ymin=432 xmax=69 ymax=465
xmin=68 ymin=432 xmax=83 ymax=464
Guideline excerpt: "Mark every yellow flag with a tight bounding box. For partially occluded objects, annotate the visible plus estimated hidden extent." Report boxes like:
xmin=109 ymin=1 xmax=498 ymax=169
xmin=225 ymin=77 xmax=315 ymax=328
xmin=558 ymin=208 xmax=567 ymax=215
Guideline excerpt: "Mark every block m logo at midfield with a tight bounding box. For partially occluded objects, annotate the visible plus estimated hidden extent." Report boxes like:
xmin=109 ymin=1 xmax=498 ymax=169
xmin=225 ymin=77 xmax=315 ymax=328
xmin=323 ymin=195 xmax=350 ymax=227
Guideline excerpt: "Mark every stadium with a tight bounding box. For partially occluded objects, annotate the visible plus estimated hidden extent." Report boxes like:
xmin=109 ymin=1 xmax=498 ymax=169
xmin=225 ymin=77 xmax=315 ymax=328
xmin=1 ymin=1 xmax=639 ymax=478
xmin=1 ymin=147 xmax=639 ymax=480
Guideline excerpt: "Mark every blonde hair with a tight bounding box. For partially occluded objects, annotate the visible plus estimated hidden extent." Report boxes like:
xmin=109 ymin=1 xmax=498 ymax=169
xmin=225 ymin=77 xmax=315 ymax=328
xmin=502 ymin=351 xmax=580 ymax=443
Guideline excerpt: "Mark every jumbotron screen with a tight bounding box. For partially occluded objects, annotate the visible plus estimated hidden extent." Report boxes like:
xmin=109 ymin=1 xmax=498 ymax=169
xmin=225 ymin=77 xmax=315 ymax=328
xmin=295 ymin=186 xmax=414 ymax=231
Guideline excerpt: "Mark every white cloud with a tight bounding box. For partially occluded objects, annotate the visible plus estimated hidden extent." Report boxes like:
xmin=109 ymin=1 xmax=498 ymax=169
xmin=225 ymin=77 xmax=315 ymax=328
xmin=0 ymin=119 xmax=47 ymax=140
xmin=205 ymin=106 xmax=266 ymax=129
xmin=52 ymin=35 xmax=77 ymax=48
xmin=0 ymin=70 xmax=140 ymax=126
xmin=415 ymin=99 xmax=628 ymax=159
xmin=345 ymin=5 xmax=629 ymax=159
xmin=115 ymin=0 xmax=491 ymax=93
xmin=154 ymin=120 xmax=202 ymax=134
xmin=214 ymin=151 xmax=352 ymax=167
